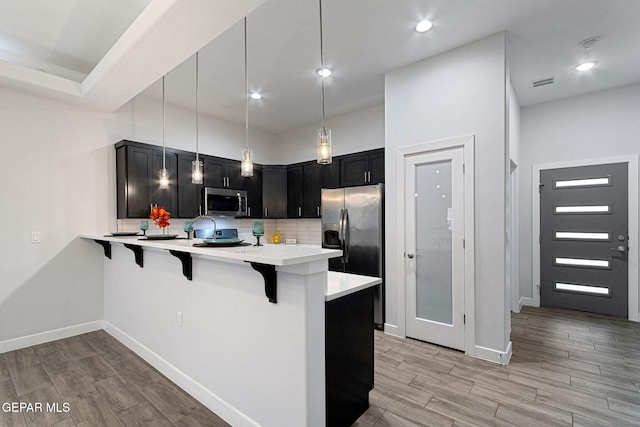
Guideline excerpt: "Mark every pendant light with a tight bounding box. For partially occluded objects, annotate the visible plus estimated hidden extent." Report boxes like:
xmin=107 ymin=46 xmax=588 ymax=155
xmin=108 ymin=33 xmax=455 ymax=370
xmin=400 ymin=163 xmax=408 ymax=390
xmin=159 ymin=75 xmax=169 ymax=189
xmin=241 ymin=17 xmax=254 ymax=177
xmin=316 ymin=0 xmax=332 ymax=164
xmin=192 ymin=52 xmax=204 ymax=184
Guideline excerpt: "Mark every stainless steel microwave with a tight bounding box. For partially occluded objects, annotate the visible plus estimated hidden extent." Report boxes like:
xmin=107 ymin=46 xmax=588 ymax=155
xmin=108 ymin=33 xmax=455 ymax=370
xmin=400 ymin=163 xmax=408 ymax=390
xmin=204 ymin=187 xmax=248 ymax=217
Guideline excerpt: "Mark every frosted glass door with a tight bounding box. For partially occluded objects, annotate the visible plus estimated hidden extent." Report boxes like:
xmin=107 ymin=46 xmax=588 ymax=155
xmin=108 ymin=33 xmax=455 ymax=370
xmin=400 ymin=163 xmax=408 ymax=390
xmin=416 ymin=160 xmax=453 ymax=324
xmin=405 ymin=147 xmax=465 ymax=350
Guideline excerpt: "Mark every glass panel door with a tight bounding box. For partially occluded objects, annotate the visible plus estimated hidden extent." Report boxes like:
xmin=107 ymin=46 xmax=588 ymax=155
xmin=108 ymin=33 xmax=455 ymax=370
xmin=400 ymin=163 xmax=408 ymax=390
xmin=405 ymin=146 xmax=465 ymax=351
xmin=415 ymin=160 xmax=453 ymax=324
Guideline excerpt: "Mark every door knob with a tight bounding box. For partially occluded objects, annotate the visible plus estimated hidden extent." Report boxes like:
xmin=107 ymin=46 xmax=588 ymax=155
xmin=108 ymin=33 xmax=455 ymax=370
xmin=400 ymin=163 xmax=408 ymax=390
xmin=407 ymin=253 xmax=415 ymax=258
xmin=611 ymin=245 xmax=626 ymax=253
xmin=618 ymin=234 xmax=626 ymax=242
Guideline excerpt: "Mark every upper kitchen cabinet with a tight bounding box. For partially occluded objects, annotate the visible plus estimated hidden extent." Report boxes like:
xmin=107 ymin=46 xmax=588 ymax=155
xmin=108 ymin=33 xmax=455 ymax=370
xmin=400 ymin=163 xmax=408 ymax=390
xmin=262 ymin=165 xmax=287 ymax=219
xmin=323 ymin=160 xmax=341 ymax=190
xmin=116 ymin=141 xmax=177 ymax=218
xmin=302 ymin=162 xmax=324 ymax=218
xmin=287 ymin=164 xmax=304 ymax=218
xmin=246 ymin=163 xmax=263 ymax=218
xmin=177 ymin=153 xmax=203 ymax=218
xmin=339 ymin=148 xmax=384 ymax=187
xmin=203 ymin=156 xmax=245 ymax=190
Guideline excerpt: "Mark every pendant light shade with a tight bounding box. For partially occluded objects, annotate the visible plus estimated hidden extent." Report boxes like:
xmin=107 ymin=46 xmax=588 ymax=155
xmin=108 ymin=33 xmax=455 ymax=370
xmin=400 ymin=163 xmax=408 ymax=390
xmin=159 ymin=75 xmax=169 ymax=189
xmin=241 ymin=17 xmax=254 ymax=177
xmin=192 ymin=52 xmax=204 ymax=184
xmin=317 ymin=0 xmax=332 ymax=164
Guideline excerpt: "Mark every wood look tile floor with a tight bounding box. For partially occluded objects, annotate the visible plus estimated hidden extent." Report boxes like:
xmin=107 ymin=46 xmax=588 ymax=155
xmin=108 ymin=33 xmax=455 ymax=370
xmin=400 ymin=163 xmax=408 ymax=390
xmin=2 ymin=306 xmax=640 ymax=426
xmin=355 ymin=306 xmax=640 ymax=427
xmin=0 ymin=330 xmax=229 ymax=426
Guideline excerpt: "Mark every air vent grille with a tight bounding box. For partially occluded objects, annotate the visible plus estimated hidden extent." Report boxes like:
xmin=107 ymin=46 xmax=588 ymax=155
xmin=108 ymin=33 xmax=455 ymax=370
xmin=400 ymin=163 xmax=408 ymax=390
xmin=532 ymin=77 xmax=554 ymax=88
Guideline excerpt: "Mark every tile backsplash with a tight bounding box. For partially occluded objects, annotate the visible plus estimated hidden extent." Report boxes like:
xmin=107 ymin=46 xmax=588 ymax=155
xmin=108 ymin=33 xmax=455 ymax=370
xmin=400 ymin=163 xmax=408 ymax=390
xmin=117 ymin=218 xmax=322 ymax=245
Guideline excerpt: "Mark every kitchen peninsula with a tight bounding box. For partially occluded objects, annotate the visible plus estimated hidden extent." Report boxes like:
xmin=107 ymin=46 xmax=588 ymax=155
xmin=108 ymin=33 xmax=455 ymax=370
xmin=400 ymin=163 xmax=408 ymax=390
xmin=80 ymin=234 xmax=376 ymax=426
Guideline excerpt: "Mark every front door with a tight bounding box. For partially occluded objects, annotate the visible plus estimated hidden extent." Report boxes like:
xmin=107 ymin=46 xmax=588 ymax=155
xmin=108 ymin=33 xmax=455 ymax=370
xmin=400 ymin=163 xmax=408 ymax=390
xmin=540 ymin=163 xmax=628 ymax=317
xmin=405 ymin=147 xmax=465 ymax=350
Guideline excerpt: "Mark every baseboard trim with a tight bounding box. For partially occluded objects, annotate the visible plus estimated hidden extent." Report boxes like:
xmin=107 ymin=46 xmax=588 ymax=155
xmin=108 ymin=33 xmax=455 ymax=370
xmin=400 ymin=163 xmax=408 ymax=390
xmin=519 ymin=297 xmax=534 ymax=308
xmin=103 ymin=322 xmax=260 ymax=427
xmin=473 ymin=342 xmax=512 ymax=365
xmin=383 ymin=323 xmax=403 ymax=338
xmin=0 ymin=320 xmax=103 ymax=354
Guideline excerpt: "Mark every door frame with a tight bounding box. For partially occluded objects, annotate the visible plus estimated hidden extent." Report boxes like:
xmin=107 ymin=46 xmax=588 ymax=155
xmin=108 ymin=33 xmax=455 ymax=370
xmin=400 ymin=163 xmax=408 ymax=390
xmin=531 ymin=155 xmax=639 ymax=321
xmin=396 ymin=134 xmax=476 ymax=355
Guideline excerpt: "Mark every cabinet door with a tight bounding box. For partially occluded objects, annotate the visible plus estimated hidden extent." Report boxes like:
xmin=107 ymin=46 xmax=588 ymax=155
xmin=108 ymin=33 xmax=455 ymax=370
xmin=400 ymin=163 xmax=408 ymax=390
xmin=287 ymin=165 xmax=304 ymax=218
xmin=203 ymin=157 xmax=225 ymax=188
xmin=246 ymin=164 xmax=262 ymax=218
xmin=225 ymin=160 xmax=246 ymax=190
xmin=340 ymin=153 xmax=368 ymax=187
xmin=178 ymin=154 xmax=202 ymax=218
xmin=303 ymin=162 xmax=323 ymax=218
xmin=323 ymin=160 xmax=340 ymax=189
xmin=125 ymin=146 xmax=154 ymax=217
xmin=262 ymin=166 xmax=287 ymax=218
xmin=368 ymin=150 xmax=385 ymax=184
xmin=150 ymin=151 xmax=178 ymax=215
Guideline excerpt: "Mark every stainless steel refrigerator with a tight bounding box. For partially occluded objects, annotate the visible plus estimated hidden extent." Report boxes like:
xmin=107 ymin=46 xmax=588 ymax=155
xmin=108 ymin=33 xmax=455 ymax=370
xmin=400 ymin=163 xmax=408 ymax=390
xmin=322 ymin=184 xmax=384 ymax=326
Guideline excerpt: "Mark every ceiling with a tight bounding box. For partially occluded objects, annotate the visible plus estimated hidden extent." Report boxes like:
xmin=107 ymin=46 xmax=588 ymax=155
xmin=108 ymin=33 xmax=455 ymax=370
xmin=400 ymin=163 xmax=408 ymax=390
xmin=1 ymin=0 xmax=639 ymax=134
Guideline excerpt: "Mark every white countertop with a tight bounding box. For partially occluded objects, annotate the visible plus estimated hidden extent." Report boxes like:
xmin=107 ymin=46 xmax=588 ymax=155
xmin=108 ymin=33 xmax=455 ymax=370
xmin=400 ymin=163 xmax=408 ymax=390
xmin=81 ymin=234 xmax=341 ymax=266
xmin=326 ymin=271 xmax=382 ymax=302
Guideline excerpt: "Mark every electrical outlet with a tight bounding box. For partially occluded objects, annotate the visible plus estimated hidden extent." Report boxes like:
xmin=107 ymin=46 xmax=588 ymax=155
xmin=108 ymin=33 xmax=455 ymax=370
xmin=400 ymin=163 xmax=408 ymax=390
xmin=176 ymin=311 xmax=183 ymax=327
xmin=30 ymin=231 xmax=41 ymax=243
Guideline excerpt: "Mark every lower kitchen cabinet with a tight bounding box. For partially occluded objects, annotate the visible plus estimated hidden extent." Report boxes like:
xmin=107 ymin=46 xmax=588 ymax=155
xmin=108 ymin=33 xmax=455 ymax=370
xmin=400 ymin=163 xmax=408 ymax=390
xmin=325 ymin=288 xmax=374 ymax=426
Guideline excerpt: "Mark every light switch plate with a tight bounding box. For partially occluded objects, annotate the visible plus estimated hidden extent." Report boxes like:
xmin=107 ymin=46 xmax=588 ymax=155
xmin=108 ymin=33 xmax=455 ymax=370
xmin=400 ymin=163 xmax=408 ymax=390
xmin=285 ymin=238 xmax=297 ymax=245
xmin=30 ymin=231 xmax=41 ymax=243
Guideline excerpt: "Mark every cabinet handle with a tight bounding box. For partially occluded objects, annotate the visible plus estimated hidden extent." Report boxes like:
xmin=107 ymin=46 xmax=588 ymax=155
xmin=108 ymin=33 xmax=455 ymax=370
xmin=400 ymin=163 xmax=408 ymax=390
xmin=364 ymin=171 xmax=367 ymax=182
xmin=298 ymin=206 xmax=302 ymax=217
xmin=264 ymin=208 xmax=268 ymax=217
xmin=248 ymin=207 xmax=251 ymax=217
xmin=317 ymin=206 xmax=320 ymax=217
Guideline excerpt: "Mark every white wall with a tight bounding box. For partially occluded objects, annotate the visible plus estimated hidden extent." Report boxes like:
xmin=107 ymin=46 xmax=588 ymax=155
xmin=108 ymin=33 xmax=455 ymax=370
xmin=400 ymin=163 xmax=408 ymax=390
xmin=0 ymin=88 xmax=277 ymax=346
xmin=507 ymin=81 xmax=521 ymax=312
xmin=385 ymin=33 xmax=509 ymax=358
xmin=274 ymin=103 xmax=384 ymax=164
xmin=519 ymin=83 xmax=640 ymax=307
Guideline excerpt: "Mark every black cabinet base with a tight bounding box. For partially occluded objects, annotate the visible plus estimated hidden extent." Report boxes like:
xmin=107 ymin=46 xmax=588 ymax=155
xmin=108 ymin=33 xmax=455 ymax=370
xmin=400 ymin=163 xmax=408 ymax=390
xmin=325 ymin=288 xmax=374 ymax=426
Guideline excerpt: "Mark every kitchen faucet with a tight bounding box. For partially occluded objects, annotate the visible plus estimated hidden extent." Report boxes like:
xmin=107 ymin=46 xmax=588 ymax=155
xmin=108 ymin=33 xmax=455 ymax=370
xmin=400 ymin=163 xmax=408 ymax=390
xmin=192 ymin=215 xmax=217 ymax=240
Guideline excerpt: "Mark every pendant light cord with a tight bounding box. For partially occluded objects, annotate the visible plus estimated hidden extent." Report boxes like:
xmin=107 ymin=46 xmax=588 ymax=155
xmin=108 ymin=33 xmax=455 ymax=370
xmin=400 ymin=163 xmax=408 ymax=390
xmin=244 ymin=17 xmax=249 ymax=149
xmin=319 ymin=0 xmax=326 ymax=133
xmin=195 ymin=52 xmax=200 ymax=163
xmin=162 ymin=75 xmax=166 ymax=170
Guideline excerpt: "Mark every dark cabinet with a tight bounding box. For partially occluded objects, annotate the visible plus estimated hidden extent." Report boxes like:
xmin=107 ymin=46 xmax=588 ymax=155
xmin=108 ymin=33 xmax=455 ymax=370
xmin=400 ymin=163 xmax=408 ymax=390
xmin=116 ymin=142 xmax=177 ymax=218
xmin=325 ymin=288 xmax=374 ymax=426
xmin=262 ymin=166 xmax=287 ymax=218
xmin=323 ymin=160 xmax=341 ymax=189
xmin=203 ymin=156 xmax=245 ymax=190
xmin=246 ymin=164 xmax=262 ymax=218
xmin=287 ymin=165 xmax=304 ymax=218
xmin=303 ymin=162 xmax=323 ymax=218
xmin=177 ymin=154 xmax=203 ymax=218
xmin=339 ymin=148 xmax=384 ymax=187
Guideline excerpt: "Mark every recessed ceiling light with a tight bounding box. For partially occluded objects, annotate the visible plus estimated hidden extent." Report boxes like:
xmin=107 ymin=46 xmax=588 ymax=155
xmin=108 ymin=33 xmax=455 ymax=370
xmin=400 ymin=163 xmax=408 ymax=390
xmin=416 ymin=20 xmax=433 ymax=33
xmin=250 ymin=92 xmax=262 ymax=100
xmin=576 ymin=62 xmax=596 ymax=71
xmin=317 ymin=68 xmax=332 ymax=77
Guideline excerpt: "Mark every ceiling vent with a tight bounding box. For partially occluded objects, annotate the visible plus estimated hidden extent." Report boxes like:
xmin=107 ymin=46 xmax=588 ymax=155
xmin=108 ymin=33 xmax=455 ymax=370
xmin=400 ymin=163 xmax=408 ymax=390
xmin=532 ymin=77 xmax=554 ymax=88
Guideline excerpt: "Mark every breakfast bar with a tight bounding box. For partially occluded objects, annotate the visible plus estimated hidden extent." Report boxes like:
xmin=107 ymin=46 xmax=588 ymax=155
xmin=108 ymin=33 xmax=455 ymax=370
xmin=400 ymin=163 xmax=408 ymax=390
xmin=81 ymin=234 xmax=377 ymax=427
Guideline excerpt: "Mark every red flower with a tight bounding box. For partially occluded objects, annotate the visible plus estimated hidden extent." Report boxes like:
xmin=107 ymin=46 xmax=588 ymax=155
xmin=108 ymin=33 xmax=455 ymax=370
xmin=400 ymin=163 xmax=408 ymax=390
xmin=149 ymin=205 xmax=171 ymax=228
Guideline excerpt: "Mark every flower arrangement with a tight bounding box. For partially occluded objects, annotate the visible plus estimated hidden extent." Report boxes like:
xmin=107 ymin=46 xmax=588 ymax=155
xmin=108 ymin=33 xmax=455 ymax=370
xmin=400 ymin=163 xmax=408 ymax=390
xmin=149 ymin=205 xmax=171 ymax=229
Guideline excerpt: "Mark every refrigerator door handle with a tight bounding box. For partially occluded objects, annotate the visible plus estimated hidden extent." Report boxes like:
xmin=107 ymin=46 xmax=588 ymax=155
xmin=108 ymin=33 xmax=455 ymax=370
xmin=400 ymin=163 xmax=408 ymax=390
xmin=343 ymin=208 xmax=350 ymax=263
